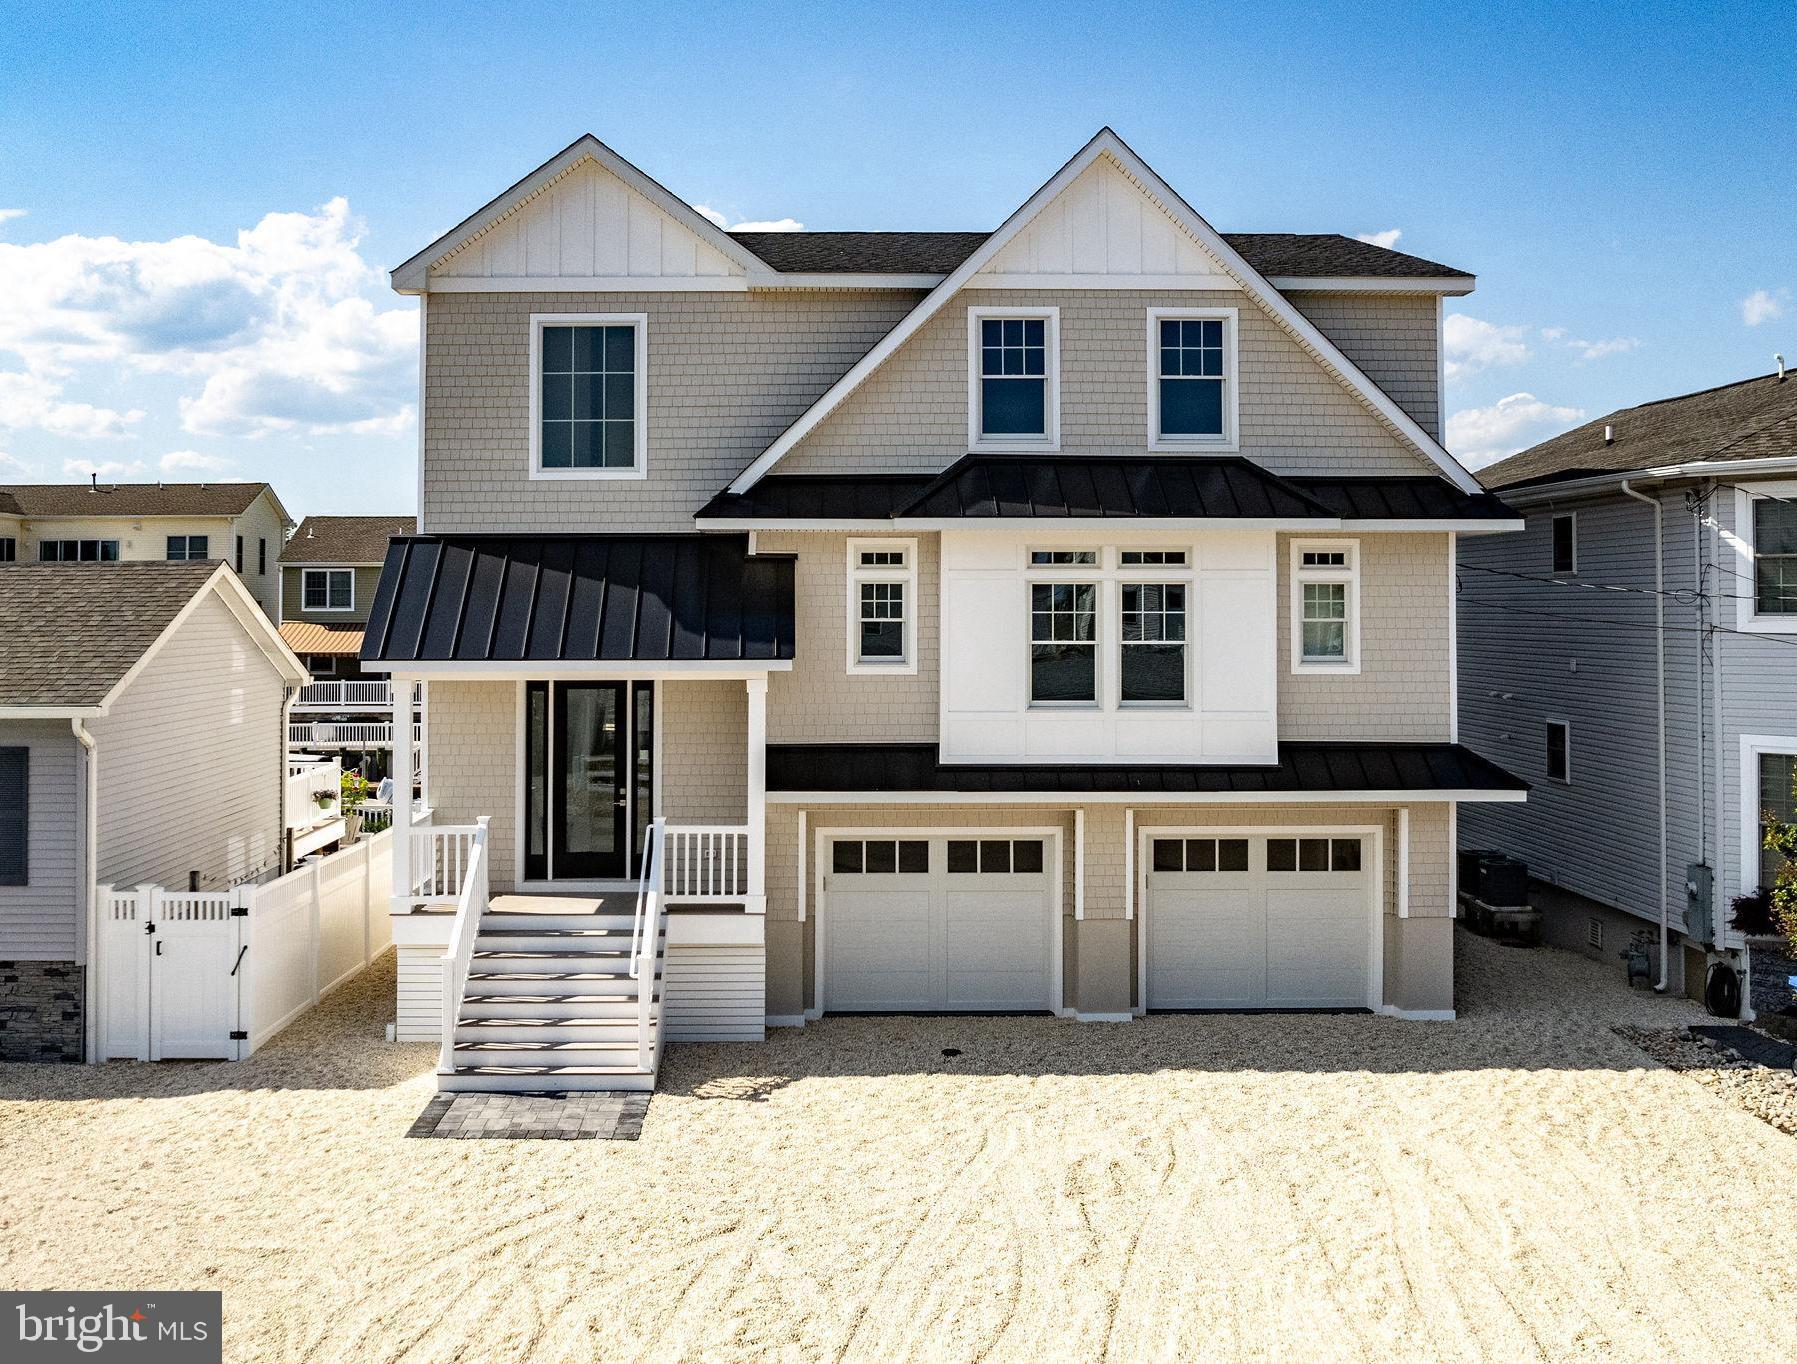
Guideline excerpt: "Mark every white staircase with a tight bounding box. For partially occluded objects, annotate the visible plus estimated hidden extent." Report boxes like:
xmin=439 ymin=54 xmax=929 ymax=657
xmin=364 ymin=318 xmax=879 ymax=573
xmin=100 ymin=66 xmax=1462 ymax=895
xmin=440 ymin=912 xmax=665 ymax=1093
xmin=434 ymin=818 xmax=670 ymax=1095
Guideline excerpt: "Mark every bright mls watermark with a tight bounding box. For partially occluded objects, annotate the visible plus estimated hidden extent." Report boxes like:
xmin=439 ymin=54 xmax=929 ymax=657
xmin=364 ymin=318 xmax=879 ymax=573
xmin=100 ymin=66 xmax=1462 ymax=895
xmin=2 ymin=1293 xmax=220 ymax=1361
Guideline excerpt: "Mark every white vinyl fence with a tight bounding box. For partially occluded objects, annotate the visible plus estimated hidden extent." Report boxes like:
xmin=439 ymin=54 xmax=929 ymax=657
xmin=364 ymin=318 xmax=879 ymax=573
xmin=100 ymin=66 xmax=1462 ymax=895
xmin=99 ymin=828 xmax=394 ymax=1062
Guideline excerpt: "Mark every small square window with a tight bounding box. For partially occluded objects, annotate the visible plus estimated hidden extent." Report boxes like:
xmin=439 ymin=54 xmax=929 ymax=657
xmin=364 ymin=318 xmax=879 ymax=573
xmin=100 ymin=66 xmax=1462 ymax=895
xmin=865 ymin=840 xmax=897 ymax=874
xmin=1218 ymin=839 xmax=1249 ymax=872
xmin=1330 ymin=839 xmax=1362 ymax=872
xmin=1152 ymin=839 xmax=1183 ymax=872
xmin=1267 ymin=839 xmax=1296 ymax=872
xmin=979 ymin=840 xmax=1012 ymax=874
xmin=948 ymin=840 xmax=978 ymax=873
xmin=832 ymin=841 xmax=864 ymax=874
xmin=898 ymin=840 xmax=929 ymax=874
xmin=1012 ymin=840 xmax=1044 ymax=874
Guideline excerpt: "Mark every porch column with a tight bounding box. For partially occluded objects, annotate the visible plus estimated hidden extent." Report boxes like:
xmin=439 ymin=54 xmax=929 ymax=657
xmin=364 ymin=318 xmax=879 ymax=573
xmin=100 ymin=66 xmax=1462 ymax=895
xmin=391 ymin=673 xmax=414 ymax=909
xmin=745 ymin=675 xmax=767 ymax=913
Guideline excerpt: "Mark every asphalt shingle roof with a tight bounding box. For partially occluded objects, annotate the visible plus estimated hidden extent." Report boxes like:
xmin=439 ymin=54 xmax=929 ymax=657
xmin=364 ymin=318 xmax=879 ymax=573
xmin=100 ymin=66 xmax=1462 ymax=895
xmin=0 ymin=482 xmax=273 ymax=518
xmin=280 ymin=516 xmax=416 ymax=565
xmin=0 ymin=561 xmax=219 ymax=707
xmin=1477 ymin=371 xmax=1797 ymax=491
xmin=729 ymin=230 xmax=1470 ymax=280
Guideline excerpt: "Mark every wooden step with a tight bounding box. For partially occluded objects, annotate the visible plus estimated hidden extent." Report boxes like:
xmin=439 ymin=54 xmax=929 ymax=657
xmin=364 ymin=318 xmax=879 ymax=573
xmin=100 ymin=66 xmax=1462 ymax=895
xmin=454 ymin=1018 xmax=652 ymax=1044
xmin=475 ymin=929 xmax=651 ymax=954
xmin=479 ymin=913 xmax=637 ymax=933
xmin=469 ymin=951 xmax=637 ymax=974
xmin=461 ymin=993 xmax=654 ymax=1019
xmin=438 ymin=1066 xmax=655 ymax=1094
xmin=463 ymin=970 xmax=658 ymax=994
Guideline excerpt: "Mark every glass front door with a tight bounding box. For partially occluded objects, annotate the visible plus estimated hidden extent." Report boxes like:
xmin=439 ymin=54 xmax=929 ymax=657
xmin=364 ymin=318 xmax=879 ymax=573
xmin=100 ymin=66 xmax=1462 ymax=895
xmin=525 ymin=681 xmax=654 ymax=882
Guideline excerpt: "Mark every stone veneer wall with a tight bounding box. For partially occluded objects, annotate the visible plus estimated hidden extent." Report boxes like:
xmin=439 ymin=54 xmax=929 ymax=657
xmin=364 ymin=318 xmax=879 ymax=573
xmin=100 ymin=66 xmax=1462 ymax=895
xmin=0 ymin=961 xmax=83 ymax=1062
xmin=1749 ymin=943 xmax=1797 ymax=1018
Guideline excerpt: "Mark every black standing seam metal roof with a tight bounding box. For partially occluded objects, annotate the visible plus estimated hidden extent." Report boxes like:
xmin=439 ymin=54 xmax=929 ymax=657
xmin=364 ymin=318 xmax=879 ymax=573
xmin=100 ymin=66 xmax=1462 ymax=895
xmin=766 ymin=743 xmax=1526 ymax=795
xmin=894 ymin=455 xmax=1335 ymax=520
xmin=361 ymin=535 xmax=795 ymax=664
xmin=1281 ymin=476 xmax=1517 ymax=522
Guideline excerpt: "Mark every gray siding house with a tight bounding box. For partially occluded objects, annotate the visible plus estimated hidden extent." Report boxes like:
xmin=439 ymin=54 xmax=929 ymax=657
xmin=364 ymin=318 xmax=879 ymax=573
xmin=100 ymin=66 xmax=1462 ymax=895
xmin=366 ymin=129 xmax=1525 ymax=1094
xmin=0 ymin=561 xmax=307 ymax=1060
xmin=1459 ymin=370 xmax=1797 ymax=1014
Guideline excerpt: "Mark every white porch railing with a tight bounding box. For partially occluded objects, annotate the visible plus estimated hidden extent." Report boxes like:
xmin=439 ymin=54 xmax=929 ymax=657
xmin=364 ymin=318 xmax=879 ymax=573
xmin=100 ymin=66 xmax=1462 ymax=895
xmin=286 ymin=758 xmax=342 ymax=831
xmin=436 ymin=817 xmax=491 ymax=1074
xmin=409 ymin=819 xmax=485 ymax=904
xmin=631 ymin=818 xmax=667 ymax=1072
xmin=662 ymin=824 xmax=752 ymax=902
xmin=294 ymin=680 xmax=415 ymax=710
xmin=289 ymin=721 xmax=422 ymax=749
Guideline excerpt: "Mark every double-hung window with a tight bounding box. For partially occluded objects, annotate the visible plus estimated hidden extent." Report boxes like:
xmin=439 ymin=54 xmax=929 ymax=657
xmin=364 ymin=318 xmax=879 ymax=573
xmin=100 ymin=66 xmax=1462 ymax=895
xmin=1030 ymin=581 xmax=1098 ymax=703
xmin=970 ymin=308 xmax=1058 ymax=448
xmin=166 ymin=535 xmax=209 ymax=561
xmin=1550 ymin=513 xmax=1577 ymax=574
xmin=1149 ymin=308 xmax=1237 ymax=449
xmin=1120 ymin=582 xmax=1186 ymax=702
xmin=1291 ymin=542 xmax=1359 ymax=672
xmin=846 ymin=539 xmax=917 ymax=674
xmin=302 ymin=568 xmax=354 ymax=612
xmin=1752 ymin=497 xmax=1797 ymax=616
xmin=1757 ymin=749 xmax=1797 ymax=890
xmin=530 ymin=313 xmax=648 ymax=479
xmin=38 ymin=539 xmax=118 ymax=562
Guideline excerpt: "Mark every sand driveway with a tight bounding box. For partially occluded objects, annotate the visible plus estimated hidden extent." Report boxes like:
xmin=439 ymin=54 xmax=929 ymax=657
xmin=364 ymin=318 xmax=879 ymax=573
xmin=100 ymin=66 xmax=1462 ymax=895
xmin=1 ymin=930 xmax=1792 ymax=1362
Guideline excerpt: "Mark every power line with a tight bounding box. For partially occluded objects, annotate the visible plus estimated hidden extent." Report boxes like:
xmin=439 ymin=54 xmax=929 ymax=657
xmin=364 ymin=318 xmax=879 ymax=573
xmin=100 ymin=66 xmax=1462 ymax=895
xmin=1458 ymin=595 xmax=1797 ymax=649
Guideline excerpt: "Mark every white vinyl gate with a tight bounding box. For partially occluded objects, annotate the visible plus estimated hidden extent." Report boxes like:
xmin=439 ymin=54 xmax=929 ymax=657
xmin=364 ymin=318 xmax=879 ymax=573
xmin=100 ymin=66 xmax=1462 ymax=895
xmin=100 ymin=887 xmax=245 ymax=1060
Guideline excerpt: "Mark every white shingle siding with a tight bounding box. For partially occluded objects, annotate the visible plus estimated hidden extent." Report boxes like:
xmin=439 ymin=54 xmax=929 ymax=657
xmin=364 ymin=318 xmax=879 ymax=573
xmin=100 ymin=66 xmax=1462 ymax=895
xmin=88 ymin=593 xmax=286 ymax=891
xmin=0 ymin=722 xmax=82 ymax=960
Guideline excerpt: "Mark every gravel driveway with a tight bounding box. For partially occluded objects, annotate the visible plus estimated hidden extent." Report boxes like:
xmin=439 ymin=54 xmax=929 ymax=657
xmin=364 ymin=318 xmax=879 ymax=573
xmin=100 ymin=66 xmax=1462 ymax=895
xmin=1 ymin=931 xmax=1792 ymax=1363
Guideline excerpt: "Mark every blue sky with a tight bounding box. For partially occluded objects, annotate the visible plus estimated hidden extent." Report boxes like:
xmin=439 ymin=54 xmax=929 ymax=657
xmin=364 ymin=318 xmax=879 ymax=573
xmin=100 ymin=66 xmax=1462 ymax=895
xmin=0 ymin=0 xmax=1791 ymax=516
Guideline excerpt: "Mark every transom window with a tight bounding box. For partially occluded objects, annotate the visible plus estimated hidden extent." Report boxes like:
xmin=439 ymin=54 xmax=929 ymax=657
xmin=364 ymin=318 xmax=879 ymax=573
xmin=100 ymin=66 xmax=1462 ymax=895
xmin=165 ymin=534 xmax=209 ymax=561
xmin=1121 ymin=549 xmax=1187 ymax=566
xmin=531 ymin=314 xmax=647 ymax=479
xmin=847 ymin=539 xmax=916 ymax=674
xmin=302 ymin=568 xmax=354 ymax=612
xmin=946 ymin=839 xmax=1045 ymax=874
xmin=1030 ymin=549 xmax=1097 ymax=566
xmin=970 ymin=309 xmax=1058 ymax=447
xmin=1291 ymin=541 xmax=1359 ymax=673
xmin=1120 ymin=583 xmax=1186 ymax=703
xmin=1030 ymin=582 xmax=1097 ymax=702
xmin=1149 ymin=309 xmax=1237 ymax=448
xmin=1151 ymin=838 xmax=1249 ymax=872
xmin=1753 ymin=498 xmax=1797 ymax=615
xmin=1267 ymin=838 xmax=1362 ymax=873
xmin=38 ymin=539 xmax=118 ymax=562
xmin=832 ymin=839 xmax=930 ymax=874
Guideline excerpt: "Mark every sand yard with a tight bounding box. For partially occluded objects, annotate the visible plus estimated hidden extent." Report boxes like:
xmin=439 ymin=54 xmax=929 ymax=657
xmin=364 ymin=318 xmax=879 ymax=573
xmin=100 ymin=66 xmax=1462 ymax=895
xmin=1 ymin=929 xmax=1793 ymax=1363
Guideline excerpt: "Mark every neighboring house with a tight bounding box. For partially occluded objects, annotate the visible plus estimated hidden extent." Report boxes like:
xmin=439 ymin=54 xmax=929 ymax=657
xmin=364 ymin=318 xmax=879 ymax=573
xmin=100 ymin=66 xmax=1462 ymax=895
xmin=279 ymin=515 xmax=419 ymax=776
xmin=0 ymin=561 xmax=308 ymax=1061
xmin=1460 ymin=368 xmax=1797 ymax=1014
xmin=366 ymin=129 xmax=1525 ymax=1093
xmin=0 ymin=480 xmax=292 ymax=621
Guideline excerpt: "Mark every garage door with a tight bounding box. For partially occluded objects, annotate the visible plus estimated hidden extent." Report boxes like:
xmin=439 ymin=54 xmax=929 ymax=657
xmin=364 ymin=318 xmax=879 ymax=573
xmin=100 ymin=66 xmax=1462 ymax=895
xmin=1146 ymin=834 xmax=1371 ymax=1009
xmin=824 ymin=836 xmax=1055 ymax=1011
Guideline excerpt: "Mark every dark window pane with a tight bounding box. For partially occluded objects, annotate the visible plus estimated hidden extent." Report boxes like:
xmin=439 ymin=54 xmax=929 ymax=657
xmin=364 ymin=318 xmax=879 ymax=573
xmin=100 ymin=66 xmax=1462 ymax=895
xmin=979 ymin=840 xmax=1011 ymax=873
xmin=864 ymin=840 xmax=897 ymax=874
xmin=605 ymin=372 xmax=634 ymax=420
xmin=540 ymin=423 xmax=572 ymax=467
xmin=1003 ymin=319 xmax=1023 ymax=346
xmin=982 ymin=378 xmax=1046 ymax=436
xmin=1552 ymin=516 xmax=1575 ymax=573
xmin=571 ymin=420 xmax=604 ymax=468
xmin=1161 ymin=319 xmax=1180 ymax=347
xmin=1031 ymin=643 xmax=1095 ymax=701
xmin=1331 ymin=839 xmax=1362 ymax=872
xmin=1152 ymin=839 xmax=1183 ymax=872
xmin=1161 ymin=378 xmax=1224 ymax=436
xmin=541 ymin=326 xmax=573 ymax=372
xmin=1122 ymin=644 xmax=1185 ymax=701
xmin=948 ymin=840 xmax=978 ymax=873
xmin=1186 ymin=838 xmax=1215 ymax=872
xmin=1267 ymin=839 xmax=1297 ymax=872
xmin=1023 ymin=347 xmax=1045 ymax=377
xmin=603 ymin=420 xmax=634 ymax=467
xmin=572 ymin=374 xmax=603 ymax=420
xmin=1756 ymin=500 xmax=1797 ymax=555
xmin=1218 ymin=839 xmax=1249 ymax=872
xmin=541 ymin=372 xmax=572 ymax=421
xmin=832 ymin=841 xmax=863 ymax=874
xmin=569 ymin=325 xmax=602 ymax=372
xmin=1012 ymin=840 xmax=1044 ymax=874
xmin=899 ymin=840 xmax=930 ymax=874
xmin=1023 ymin=319 xmax=1043 ymax=346
xmin=604 ymin=325 xmax=635 ymax=371
xmin=1299 ymin=838 xmax=1330 ymax=872
xmin=860 ymin=619 xmax=904 ymax=659
xmin=982 ymin=319 xmax=1002 ymax=347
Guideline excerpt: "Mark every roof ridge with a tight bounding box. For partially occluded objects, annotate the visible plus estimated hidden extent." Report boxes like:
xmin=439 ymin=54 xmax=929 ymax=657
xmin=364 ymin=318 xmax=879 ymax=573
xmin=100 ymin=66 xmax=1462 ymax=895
xmin=1630 ymin=369 xmax=1785 ymax=413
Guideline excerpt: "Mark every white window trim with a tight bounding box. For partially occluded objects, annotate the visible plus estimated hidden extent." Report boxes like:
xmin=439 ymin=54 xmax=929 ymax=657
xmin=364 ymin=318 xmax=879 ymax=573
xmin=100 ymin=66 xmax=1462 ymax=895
xmin=1289 ymin=539 xmax=1361 ymax=674
xmin=1022 ymin=544 xmax=1199 ymax=711
xmin=1146 ymin=306 xmax=1239 ymax=452
xmin=527 ymin=312 xmax=650 ymax=481
xmin=307 ymin=654 xmax=339 ymax=677
xmin=1027 ymin=576 xmax=1102 ymax=708
xmin=1545 ymin=718 xmax=1572 ymax=784
xmin=845 ymin=537 xmax=918 ymax=676
xmin=1550 ymin=511 xmax=1578 ymax=575
xmin=1117 ymin=579 xmax=1190 ymax=708
xmin=967 ymin=306 xmax=1060 ymax=452
xmin=1740 ymin=734 xmax=1797 ymax=899
xmin=1731 ymin=483 xmax=1797 ymax=633
xmin=302 ymin=567 xmax=356 ymax=614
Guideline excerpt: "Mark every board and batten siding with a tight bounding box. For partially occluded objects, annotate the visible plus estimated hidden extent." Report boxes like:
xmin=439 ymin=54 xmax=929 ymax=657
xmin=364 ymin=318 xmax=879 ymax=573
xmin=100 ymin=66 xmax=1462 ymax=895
xmin=89 ymin=592 xmax=287 ymax=891
xmin=0 ymin=721 xmax=83 ymax=959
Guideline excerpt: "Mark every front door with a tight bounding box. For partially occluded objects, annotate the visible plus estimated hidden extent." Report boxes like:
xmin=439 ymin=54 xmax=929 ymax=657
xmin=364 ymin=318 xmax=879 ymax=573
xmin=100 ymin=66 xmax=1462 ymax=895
xmin=552 ymin=682 xmax=630 ymax=879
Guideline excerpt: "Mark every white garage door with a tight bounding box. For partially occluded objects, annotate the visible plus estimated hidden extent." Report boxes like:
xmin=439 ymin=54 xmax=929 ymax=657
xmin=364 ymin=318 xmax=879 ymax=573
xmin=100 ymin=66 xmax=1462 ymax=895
xmin=824 ymin=835 xmax=1055 ymax=1011
xmin=1146 ymin=833 xmax=1372 ymax=1009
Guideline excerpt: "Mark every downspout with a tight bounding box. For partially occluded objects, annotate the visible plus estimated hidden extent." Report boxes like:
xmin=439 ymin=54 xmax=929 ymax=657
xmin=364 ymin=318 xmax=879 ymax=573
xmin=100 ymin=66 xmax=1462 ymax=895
xmin=1707 ymin=483 xmax=1728 ymax=978
xmin=1620 ymin=480 xmax=1670 ymax=990
xmin=71 ymin=720 xmax=99 ymax=1060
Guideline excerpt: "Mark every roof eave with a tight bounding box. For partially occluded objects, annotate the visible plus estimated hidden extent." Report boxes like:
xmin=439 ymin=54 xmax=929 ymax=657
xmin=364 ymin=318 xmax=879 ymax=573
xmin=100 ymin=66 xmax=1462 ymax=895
xmin=1489 ymin=454 xmax=1797 ymax=504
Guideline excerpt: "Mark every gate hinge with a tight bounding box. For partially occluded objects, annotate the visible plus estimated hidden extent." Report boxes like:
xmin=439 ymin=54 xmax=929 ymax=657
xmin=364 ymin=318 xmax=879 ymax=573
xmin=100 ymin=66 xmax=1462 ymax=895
xmin=230 ymin=906 xmax=249 ymax=917
xmin=229 ymin=1030 xmax=248 ymax=1040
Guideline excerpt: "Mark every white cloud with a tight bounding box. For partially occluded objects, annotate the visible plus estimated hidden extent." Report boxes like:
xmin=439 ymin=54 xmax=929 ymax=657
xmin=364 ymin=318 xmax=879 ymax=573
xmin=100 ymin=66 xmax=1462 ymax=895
xmin=0 ymin=450 xmax=31 ymax=475
xmin=0 ymin=209 xmax=26 ymax=226
xmin=1443 ymin=314 xmax=1531 ymax=379
xmin=1565 ymin=336 xmax=1640 ymax=361
xmin=1355 ymin=229 xmax=1402 ymax=249
xmin=1743 ymin=288 xmax=1789 ymax=327
xmin=1447 ymin=393 xmax=1585 ymax=468
xmin=691 ymin=203 xmax=804 ymax=233
xmin=158 ymin=449 xmax=232 ymax=475
xmin=1539 ymin=327 xmax=1566 ymax=341
xmin=0 ymin=197 xmax=416 ymax=441
xmin=62 ymin=456 xmax=148 ymax=480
